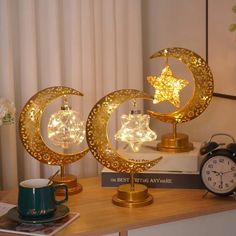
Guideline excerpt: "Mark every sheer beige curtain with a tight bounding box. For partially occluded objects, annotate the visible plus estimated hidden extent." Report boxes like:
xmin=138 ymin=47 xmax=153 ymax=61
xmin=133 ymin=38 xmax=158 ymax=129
xmin=0 ymin=0 xmax=143 ymax=190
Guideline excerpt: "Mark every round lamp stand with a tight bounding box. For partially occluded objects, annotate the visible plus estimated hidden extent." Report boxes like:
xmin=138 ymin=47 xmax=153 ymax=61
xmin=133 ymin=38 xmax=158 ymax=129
xmin=53 ymin=174 xmax=82 ymax=195
xmin=112 ymin=173 xmax=153 ymax=208
xmin=157 ymin=123 xmax=193 ymax=153
xmin=157 ymin=132 xmax=193 ymax=152
xmin=112 ymin=184 xmax=153 ymax=208
xmin=52 ymin=166 xmax=82 ymax=195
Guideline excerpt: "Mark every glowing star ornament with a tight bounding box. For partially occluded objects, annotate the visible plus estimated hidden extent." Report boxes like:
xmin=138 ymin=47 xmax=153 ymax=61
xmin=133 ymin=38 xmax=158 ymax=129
xmin=146 ymin=47 xmax=214 ymax=153
xmin=115 ymin=108 xmax=157 ymax=152
xmin=147 ymin=64 xmax=189 ymax=108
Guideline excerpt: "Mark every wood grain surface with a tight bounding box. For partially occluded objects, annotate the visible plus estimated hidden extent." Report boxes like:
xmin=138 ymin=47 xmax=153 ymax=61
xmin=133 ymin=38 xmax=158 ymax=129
xmin=1 ymin=177 xmax=236 ymax=236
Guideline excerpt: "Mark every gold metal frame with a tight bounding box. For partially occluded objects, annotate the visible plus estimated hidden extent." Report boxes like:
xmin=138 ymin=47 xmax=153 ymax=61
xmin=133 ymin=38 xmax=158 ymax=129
xmin=86 ymin=89 xmax=162 ymax=207
xmin=147 ymin=48 xmax=214 ymax=152
xmin=19 ymin=86 xmax=89 ymax=194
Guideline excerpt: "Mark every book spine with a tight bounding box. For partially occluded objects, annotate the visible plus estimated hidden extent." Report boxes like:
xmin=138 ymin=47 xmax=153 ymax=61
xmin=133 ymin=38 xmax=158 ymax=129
xmin=101 ymin=172 xmax=204 ymax=189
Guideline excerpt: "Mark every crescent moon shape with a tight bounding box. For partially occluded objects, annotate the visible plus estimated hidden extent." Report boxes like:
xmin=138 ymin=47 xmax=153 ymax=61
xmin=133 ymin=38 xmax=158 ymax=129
xmin=86 ymin=89 xmax=162 ymax=173
xmin=19 ymin=86 xmax=89 ymax=166
xmin=147 ymin=47 xmax=214 ymax=124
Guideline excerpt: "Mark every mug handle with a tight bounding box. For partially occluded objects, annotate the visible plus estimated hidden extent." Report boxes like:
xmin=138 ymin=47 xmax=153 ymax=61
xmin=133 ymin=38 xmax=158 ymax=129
xmin=53 ymin=184 xmax=68 ymax=205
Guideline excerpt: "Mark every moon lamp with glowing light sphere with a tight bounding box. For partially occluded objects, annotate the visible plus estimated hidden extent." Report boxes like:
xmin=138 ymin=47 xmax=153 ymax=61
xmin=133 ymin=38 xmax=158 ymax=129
xmin=19 ymin=86 xmax=89 ymax=195
xmin=86 ymin=89 xmax=162 ymax=207
xmin=147 ymin=47 xmax=214 ymax=152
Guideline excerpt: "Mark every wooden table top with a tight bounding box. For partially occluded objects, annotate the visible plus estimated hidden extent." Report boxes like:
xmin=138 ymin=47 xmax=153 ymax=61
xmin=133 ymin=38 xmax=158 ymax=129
xmin=1 ymin=176 xmax=236 ymax=236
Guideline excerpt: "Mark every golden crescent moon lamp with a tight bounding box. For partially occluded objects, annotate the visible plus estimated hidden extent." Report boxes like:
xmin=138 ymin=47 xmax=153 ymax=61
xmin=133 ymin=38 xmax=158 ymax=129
xmin=147 ymin=47 xmax=214 ymax=152
xmin=19 ymin=86 xmax=89 ymax=194
xmin=86 ymin=89 xmax=162 ymax=207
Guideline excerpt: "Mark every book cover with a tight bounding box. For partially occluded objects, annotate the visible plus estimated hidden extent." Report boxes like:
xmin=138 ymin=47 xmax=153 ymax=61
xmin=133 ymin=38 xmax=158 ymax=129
xmin=0 ymin=203 xmax=79 ymax=236
xmin=101 ymin=168 xmax=204 ymax=189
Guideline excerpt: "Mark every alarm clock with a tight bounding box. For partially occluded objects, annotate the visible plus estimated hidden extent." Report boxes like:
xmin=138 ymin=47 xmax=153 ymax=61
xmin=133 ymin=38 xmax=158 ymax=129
xmin=200 ymin=133 xmax=236 ymax=196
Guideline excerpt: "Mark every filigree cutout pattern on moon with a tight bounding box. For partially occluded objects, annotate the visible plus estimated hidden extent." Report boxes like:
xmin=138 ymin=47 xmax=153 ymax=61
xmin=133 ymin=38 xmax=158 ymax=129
xmin=86 ymin=89 xmax=162 ymax=173
xmin=147 ymin=47 xmax=214 ymax=124
xmin=19 ymin=86 xmax=89 ymax=166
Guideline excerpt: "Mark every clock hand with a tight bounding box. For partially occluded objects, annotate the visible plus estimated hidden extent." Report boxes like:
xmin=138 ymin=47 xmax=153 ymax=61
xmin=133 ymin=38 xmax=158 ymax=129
xmin=222 ymin=170 xmax=236 ymax=175
xmin=211 ymin=170 xmax=220 ymax=176
xmin=219 ymin=175 xmax=223 ymax=189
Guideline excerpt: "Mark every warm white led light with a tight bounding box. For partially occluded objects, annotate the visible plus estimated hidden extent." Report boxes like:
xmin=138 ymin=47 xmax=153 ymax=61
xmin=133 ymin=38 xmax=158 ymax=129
xmin=147 ymin=64 xmax=188 ymax=108
xmin=48 ymin=109 xmax=85 ymax=149
xmin=115 ymin=113 xmax=157 ymax=152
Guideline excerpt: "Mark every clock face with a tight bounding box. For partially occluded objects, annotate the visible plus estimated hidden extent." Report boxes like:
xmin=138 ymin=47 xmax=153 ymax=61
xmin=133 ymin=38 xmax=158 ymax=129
xmin=201 ymin=155 xmax=236 ymax=195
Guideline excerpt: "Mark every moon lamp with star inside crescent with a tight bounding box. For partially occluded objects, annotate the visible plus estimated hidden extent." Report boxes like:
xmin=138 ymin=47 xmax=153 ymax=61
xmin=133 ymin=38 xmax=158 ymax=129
xmin=19 ymin=86 xmax=89 ymax=166
xmin=147 ymin=47 xmax=214 ymax=124
xmin=86 ymin=89 xmax=162 ymax=173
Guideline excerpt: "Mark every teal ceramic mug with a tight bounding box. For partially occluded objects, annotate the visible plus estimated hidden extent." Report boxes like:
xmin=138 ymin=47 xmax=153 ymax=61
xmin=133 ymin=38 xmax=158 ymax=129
xmin=18 ymin=178 xmax=68 ymax=219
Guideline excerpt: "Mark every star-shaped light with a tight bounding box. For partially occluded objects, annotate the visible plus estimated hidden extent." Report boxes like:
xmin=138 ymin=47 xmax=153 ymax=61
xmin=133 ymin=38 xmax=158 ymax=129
xmin=115 ymin=113 xmax=157 ymax=152
xmin=147 ymin=65 xmax=189 ymax=108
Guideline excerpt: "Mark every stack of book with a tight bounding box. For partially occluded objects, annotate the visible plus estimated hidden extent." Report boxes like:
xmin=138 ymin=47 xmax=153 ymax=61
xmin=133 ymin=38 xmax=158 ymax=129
xmin=101 ymin=168 xmax=204 ymax=189
xmin=101 ymin=141 xmax=204 ymax=189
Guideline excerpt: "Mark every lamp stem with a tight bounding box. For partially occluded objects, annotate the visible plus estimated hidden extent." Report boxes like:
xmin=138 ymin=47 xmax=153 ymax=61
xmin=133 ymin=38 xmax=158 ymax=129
xmin=130 ymin=172 xmax=135 ymax=191
xmin=165 ymin=56 xmax=169 ymax=65
xmin=173 ymin=123 xmax=177 ymax=139
xmin=60 ymin=165 xmax=65 ymax=178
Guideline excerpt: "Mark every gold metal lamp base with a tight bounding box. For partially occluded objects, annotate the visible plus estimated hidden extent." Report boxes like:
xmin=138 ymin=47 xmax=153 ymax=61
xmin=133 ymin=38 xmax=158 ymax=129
xmin=53 ymin=174 xmax=82 ymax=195
xmin=112 ymin=184 xmax=153 ymax=208
xmin=157 ymin=132 xmax=193 ymax=152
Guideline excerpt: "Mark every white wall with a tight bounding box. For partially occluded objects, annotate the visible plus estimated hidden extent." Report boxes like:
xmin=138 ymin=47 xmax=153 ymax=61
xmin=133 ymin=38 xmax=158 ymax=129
xmin=142 ymin=0 xmax=236 ymax=144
